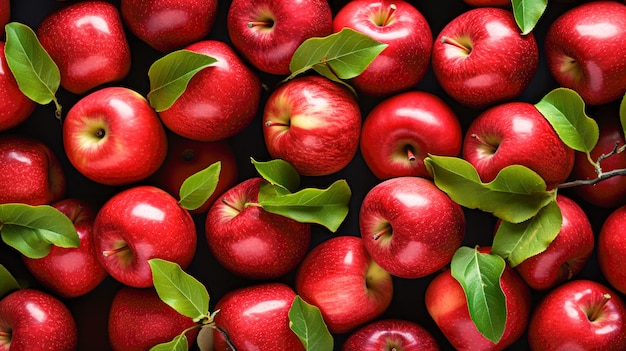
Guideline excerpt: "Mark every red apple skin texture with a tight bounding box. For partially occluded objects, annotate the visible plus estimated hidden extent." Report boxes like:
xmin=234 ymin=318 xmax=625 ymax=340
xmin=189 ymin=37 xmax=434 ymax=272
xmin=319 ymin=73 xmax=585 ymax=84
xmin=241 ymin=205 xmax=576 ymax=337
xmin=94 ymin=185 xmax=197 ymax=288
xmin=212 ymin=283 xmax=304 ymax=351
xmin=0 ymin=0 xmax=8 ymax=37
xmin=295 ymin=235 xmax=394 ymax=334
xmin=108 ymin=287 xmax=198 ymax=351
xmin=432 ymin=8 xmax=538 ymax=109
xmin=462 ymin=102 xmax=575 ymax=189
xmin=22 ymin=198 xmax=108 ymax=298
xmin=158 ymin=40 xmax=262 ymax=142
xmin=227 ymin=0 xmax=332 ymax=75
xmin=0 ymin=134 xmax=66 ymax=206
xmin=598 ymin=205 xmax=626 ymax=294
xmin=342 ymin=318 xmax=440 ymax=351
xmin=425 ymin=260 xmax=531 ymax=351
xmin=545 ymin=1 xmax=626 ymax=105
xmin=36 ymin=1 xmax=131 ymax=95
xmin=332 ymin=0 xmax=433 ymax=96
xmin=121 ymin=0 xmax=218 ymax=52
xmin=263 ymin=75 xmax=362 ymax=176
xmin=0 ymin=42 xmax=35 ymax=131
xmin=360 ymin=176 xmax=465 ymax=279
xmin=360 ymin=91 xmax=462 ymax=179
xmin=514 ymin=194 xmax=594 ymax=290
xmin=63 ymin=87 xmax=168 ymax=186
xmin=528 ymin=279 xmax=626 ymax=351
xmin=0 ymin=289 xmax=78 ymax=351
xmin=205 ymin=177 xmax=311 ymax=279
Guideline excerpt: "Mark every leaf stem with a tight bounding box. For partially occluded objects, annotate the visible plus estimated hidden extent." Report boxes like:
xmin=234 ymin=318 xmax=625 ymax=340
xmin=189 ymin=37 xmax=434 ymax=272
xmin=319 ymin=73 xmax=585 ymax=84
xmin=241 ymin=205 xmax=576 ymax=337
xmin=53 ymin=97 xmax=62 ymax=121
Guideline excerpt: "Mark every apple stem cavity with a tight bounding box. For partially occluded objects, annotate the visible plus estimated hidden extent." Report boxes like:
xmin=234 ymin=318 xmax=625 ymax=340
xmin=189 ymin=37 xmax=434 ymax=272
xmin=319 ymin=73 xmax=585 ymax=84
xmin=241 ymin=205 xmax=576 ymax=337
xmin=441 ymin=36 xmax=472 ymax=54
xmin=588 ymin=293 xmax=612 ymax=322
xmin=471 ymin=134 xmax=497 ymax=153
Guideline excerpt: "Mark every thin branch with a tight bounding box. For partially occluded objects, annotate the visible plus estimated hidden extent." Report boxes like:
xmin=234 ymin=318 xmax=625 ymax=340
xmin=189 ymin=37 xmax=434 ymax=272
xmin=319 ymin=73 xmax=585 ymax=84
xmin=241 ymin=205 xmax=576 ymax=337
xmin=558 ymin=167 xmax=626 ymax=189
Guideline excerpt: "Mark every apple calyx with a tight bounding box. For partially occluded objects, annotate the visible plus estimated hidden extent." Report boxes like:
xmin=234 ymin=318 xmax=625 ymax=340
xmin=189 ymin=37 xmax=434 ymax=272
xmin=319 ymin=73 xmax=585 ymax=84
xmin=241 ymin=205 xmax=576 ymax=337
xmin=559 ymin=55 xmax=582 ymax=80
xmin=181 ymin=149 xmax=196 ymax=162
xmin=587 ymin=293 xmax=612 ymax=322
xmin=440 ymin=35 xmax=472 ymax=55
xmin=372 ymin=4 xmax=397 ymax=27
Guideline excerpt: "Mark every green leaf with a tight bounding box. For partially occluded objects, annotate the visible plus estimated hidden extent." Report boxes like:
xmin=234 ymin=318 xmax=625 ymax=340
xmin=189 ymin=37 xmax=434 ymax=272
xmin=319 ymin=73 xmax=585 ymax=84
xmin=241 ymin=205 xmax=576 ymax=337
xmin=147 ymin=50 xmax=217 ymax=112
xmin=451 ymin=247 xmax=507 ymax=344
xmin=511 ymin=0 xmax=548 ymax=35
xmin=251 ymin=158 xmax=300 ymax=193
xmin=492 ymin=199 xmax=562 ymax=267
xmin=620 ymin=93 xmax=626 ymax=139
xmin=534 ymin=87 xmax=599 ymax=153
xmin=424 ymin=155 xmax=554 ymax=223
xmin=286 ymin=27 xmax=388 ymax=82
xmin=150 ymin=333 xmax=188 ymax=351
xmin=0 ymin=203 xmax=79 ymax=258
xmin=178 ymin=161 xmax=221 ymax=211
xmin=0 ymin=264 xmax=20 ymax=298
xmin=258 ymin=180 xmax=351 ymax=232
xmin=148 ymin=259 xmax=209 ymax=321
xmin=289 ymin=296 xmax=334 ymax=351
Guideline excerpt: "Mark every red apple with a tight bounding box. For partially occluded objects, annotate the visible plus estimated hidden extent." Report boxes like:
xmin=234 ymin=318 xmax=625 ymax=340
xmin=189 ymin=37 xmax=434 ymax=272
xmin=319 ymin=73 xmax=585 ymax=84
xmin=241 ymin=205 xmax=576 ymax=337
xmin=342 ymin=318 xmax=440 ymax=351
xmin=0 ymin=134 xmax=66 ymax=206
xmin=360 ymin=91 xmax=462 ymax=180
xmin=205 ymin=177 xmax=310 ymax=280
xmin=213 ymin=283 xmax=304 ymax=351
xmin=0 ymin=289 xmax=78 ymax=351
xmin=0 ymin=0 xmax=8 ymax=37
xmin=360 ymin=176 xmax=465 ymax=279
xmin=227 ymin=0 xmax=332 ymax=75
xmin=36 ymin=1 xmax=131 ymax=95
xmin=108 ymin=286 xmax=198 ymax=351
xmin=528 ymin=279 xmax=626 ymax=350
xmin=462 ymin=101 xmax=575 ymax=189
xmin=431 ymin=7 xmax=538 ymax=109
xmin=157 ymin=40 xmax=262 ymax=142
xmin=93 ymin=185 xmax=197 ymax=288
xmin=63 ymin=86 xmax=167 ymax=186
xmin=22 ymin=198 xmax=107 ymax=298
xmin=545 ymin=1 xmax=626 ymax=105
xmin=295 ymin=235 xmax=394 ymax=334
xmin=120 ymin=0 xmax=218 ymax=52
xmin=0 ymin=41 xmax=35 ymax=132
xmin=263 ymin=75 xmax=362 ymax=176
xmin=332 ymin=0 xmax=432 ymax=96
xmin=598 ymin=204 xmax=626 ymax=294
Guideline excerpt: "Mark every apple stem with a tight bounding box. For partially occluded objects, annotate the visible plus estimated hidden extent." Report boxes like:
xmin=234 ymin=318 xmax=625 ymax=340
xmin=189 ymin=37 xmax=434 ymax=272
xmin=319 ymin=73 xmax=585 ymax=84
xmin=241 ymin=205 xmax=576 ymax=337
xmin=102 ymin=245 xmax=130 ymax=258
xmin=0 ymin=331 xmax=9 ymax=338
xmin=406 ymin=146 xmax=416 ymax=162
xmin=221 ymin=197 xmax=241 ymax=212
xmin=440 ymin=36 xmax=471 ymax=54
xmin=265 ymin=120 xmax=289 ymax=128
xmin=372 ymin=227 xmax=390 ymax=240
xmin=588 ymin=293 xmax=611 ymax=322
xmin=247 ymin=20 xmax=273 ymax=28
xmin=382 ymin=4 xmax=397 ymax=26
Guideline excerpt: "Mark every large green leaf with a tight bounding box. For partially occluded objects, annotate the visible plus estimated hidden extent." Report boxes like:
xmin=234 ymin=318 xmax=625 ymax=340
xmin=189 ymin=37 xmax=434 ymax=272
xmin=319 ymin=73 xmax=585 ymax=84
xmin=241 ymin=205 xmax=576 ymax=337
xmin=150 ymin=333 xmax=189 ymax=351
xmin=451 ymin=247 xmax=507 ymax=344
xmin=178 ymin=161 xmax=221 ymax=211
xmin=289 ymin=296 xmax=334 ymax=351
xmin=0 ymin=264 xmax=20 ymax=299
xmin=511 ymin=0 xmax=548 ymax=35
xmin=251 ymin=158 xmax=300 ymax=193
xmin=424 ymin=155 xmax=554 ymax=223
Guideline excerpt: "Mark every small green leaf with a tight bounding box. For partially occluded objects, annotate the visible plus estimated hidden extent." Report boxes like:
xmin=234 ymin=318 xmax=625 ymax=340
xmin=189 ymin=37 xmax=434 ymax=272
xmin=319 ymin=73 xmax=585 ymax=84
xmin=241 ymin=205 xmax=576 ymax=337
xmin=178 ymin=161 xmax=221 ymax=211
xmin=0 ymin=264 xmax=20 ymax=298
xmin=147 ymin=50 xmax=217 ymax=112
xmin=451 ymin=247 xmax=507 ymax=344
xmin=289 ymin=296 xmax=334 ymax=351
xmin=258 ymin=180 xmax=351 ymax=232
xmin=148 ymin=259 xmax=209 ymax=321
xmin=511 ymin=0 xmax=548 ymax=35
xmin=492 ymin=199 xmax=562 ymax=267
xmin=150 ymin=333 xmax=188 ymax=351
xmin=286 ymin=28 xmax=388 ymax=82
xmin=534 ymin=87 xmax=599 ymax=153
xmin=620 ymin=93 xmax=626 ymax=139
xmin=425 ymin=155 xmax=554 ymax=223
xmin=0 ymin=203 xmax=79 ymax=258
xmin=251 ymin=158 xmax=300 ymax=193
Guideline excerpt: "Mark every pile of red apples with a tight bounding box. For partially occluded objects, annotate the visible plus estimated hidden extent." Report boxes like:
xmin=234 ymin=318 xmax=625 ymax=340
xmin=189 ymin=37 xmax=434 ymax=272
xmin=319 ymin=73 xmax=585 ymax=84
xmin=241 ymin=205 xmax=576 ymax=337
xmin=1 ymin=0 xmax=626 ymax=350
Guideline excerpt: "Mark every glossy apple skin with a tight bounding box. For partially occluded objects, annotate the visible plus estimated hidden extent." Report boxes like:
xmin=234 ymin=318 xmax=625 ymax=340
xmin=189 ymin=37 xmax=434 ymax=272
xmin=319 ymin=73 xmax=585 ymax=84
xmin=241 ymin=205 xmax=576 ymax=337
xmin=332 ymin=0 xmax=432 ymax=96
xmin=528 ymin=279 xmax=626 ymax=351
xmin=296 ymin=235 xmax=394 ymax=334
xmin=360 ymin=176 xmax=465 ymax=279
xmin=598 ymin=205 xmax=626 ymax=294
xmin=121 ymin=0 xmax=218 ymax=52
xmin=513 ymin=194 xmax=594 ymax=290
xmin=462 ymin=102 xmax=575 ymax=189
xmin=63 ymin=86 xmax=167 ymax=186
xmin=0 ymin=289 xmax=78 ymax=351
xmin=22 ymin=198 xmax=107 ymax=298
xmin=0 ymin=42 xmax=35 ymax=131
xmin=213 ymin=283 xmax=304 ymax=351
xmin=205 ymin=177 xmax=310 ymax=279
xmin=545 ymin=1 xmax=626 ymax=105
xmin=158 ymin=40 xmax=262 ymax=142
xmin=0 ymin=134 xmax=66 ymax=205
xmin=263 ymin=75 xmax=362 ymax=176
xmin=94 ymin=185 xmax=197 ymax=288
xmin=227 ymin=0 xmax=332 ymax=75
xmin=36 ymin=1 xmax=131 ymax=95
xmin=108 ymin=286 xmax=198 ymax=351
xmin=343 ymin=318 xmax=440 ymax=351
xmin=432 ymin=7 xmax=538 ymax=109
xmin=360 ymin=91 xmax=462 ymax=179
